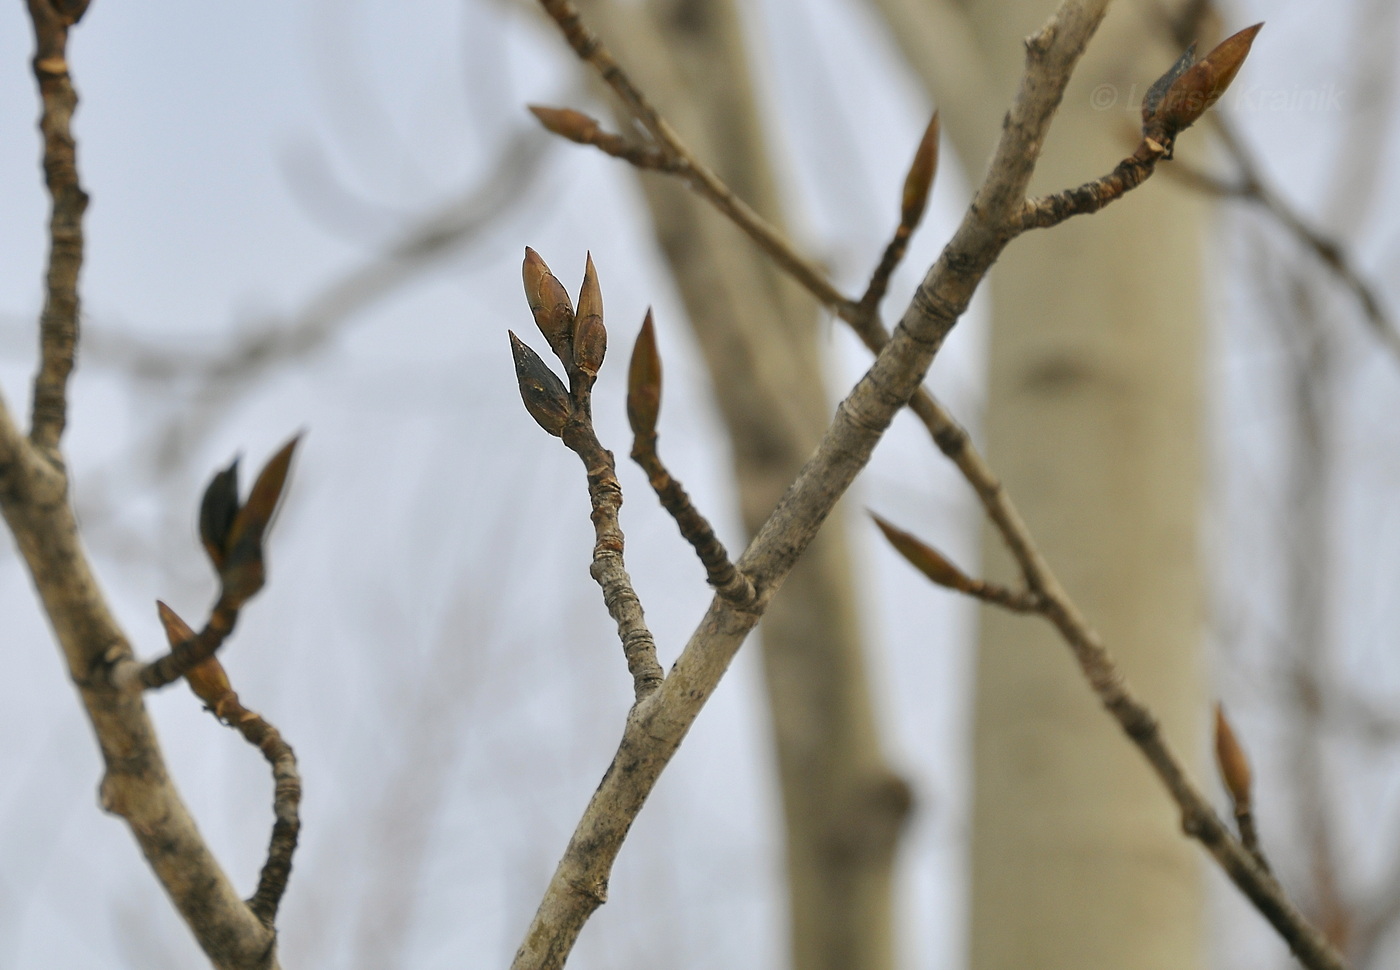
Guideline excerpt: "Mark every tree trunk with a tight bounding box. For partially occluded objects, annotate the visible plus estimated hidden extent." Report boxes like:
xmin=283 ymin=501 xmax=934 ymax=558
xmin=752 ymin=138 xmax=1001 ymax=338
xmin=866 ymin=2 xmax=1209 ymax=967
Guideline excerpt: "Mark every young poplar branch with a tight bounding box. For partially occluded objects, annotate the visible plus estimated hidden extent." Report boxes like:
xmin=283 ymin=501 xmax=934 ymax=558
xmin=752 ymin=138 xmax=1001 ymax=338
xmin=523 ymin=6 xmax=1350 ymax=970
xmin=625 ymin=311 xmax=756 ymax=606
xmin=858 ymin=111 xmax=941 ymax=315
xmin=159 ymin=603 xmax=302 ymax=926
xmin=25 ymin=0 xmax=89 ymax=455
xmin=509 ymin=3 xmax=1139 ymax=966
xmin=516 ymin=250 xmax=664 ymax=701
xmin=4 ymin=8 xmax=285 ymax=967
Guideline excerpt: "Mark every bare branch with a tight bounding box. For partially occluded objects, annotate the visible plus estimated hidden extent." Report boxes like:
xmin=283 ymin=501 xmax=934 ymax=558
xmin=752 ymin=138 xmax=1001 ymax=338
xmin=514 ymin=252 xmax=663 ymax=702
xmin=159 ymin=604 xmax=301 ymax=926
xmin=521 ymin=4 xmax=1353 ymax=969
xmin=25 ymin=0 xmax=89 ymax=455
xmin=509 ymin=2 xmax=1139 ymax=966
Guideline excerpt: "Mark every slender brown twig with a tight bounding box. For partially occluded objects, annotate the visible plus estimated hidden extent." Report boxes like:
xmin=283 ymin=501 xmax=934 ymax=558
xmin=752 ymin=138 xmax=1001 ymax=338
xmin=158 ymin=603 xmax=301 ymax=927
xmin=25 ymin=0 xmax=89 ymax=455
xmin=626 ymin=312 xmax=756 ymax=607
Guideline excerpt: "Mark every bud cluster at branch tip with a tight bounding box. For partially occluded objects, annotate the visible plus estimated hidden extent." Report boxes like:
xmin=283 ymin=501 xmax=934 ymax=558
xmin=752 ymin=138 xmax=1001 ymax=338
xmin=1142 ymin=23 xmax=1263 ymax=147
xmin=198 ymin=436 xmax=301 ymax=608
xmin=511 ymin=248 xmax=614 ymax=435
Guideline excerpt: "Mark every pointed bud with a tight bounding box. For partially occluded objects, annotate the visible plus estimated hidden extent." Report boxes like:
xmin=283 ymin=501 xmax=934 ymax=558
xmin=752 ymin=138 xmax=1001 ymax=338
xmin=900 ymin=111 xmax=940 ymax=229
xmin=528 ymin=105 xmax=601 ymax=145
xmin=573 ymin=253 xmax=607 ymax=378
xmin=156 ymin=599 xmax=197 ymax=648
xmin=871 ymin=514 xmax=973 ymax=592
xmin=1214 ymin=703 xmax=1254 ymax=812
xmin=509 ymin=331 xmax=573 ymax=436
xmin=158 ymin=600 xmax=233 ymax=711
xmin=222 ymin=435 xmax=300 ymax=605
xmin=627 ymin=310 xmax=662 ymax=439
xmin=523 ymin=248 xmax=575 ymax=364
xmin=199 ymin=459 xmax=241 ymax=570
xmin=1152 ymin=23 xmax=1262 ymax=135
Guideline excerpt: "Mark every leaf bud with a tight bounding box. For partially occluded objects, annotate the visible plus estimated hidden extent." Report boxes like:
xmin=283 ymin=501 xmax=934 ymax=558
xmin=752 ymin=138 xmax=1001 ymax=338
xmin=523 ymin=247 xmax=575 ymax=364
xmin=573 ymin=252 xmax=607 ymax=378
xmin=627 ymin=310 xmax=662 ymax=439
xmin=900 ymin=111 xmax=940 ymax=229
xmin=509 ymin=331 xmax=572 ymax=436
xmin=871 ymin=513 xmax=973 ymax=592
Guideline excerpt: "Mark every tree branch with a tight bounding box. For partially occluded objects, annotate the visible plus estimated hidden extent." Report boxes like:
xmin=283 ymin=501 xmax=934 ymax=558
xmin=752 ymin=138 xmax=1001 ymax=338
xmin=510 ymin=2 xmax=1118 ymax=966
xmin=25 ymin=0 xmax=89 ymax=455
xmin=524 ymin=3 xmax=1352 ymax=968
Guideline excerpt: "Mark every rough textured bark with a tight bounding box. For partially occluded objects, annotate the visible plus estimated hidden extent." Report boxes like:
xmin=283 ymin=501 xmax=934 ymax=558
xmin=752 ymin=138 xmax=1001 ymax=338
xmin=573 ymin=3 xmax=911 ymax=968
xmin=868 ymin=2 xmax=1209 ymax=966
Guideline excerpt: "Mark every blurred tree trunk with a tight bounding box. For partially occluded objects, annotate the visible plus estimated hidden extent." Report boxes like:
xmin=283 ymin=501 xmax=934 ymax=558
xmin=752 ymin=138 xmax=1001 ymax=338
xmin=578 ymin=3 xmax=911 ymax=970
xmin=867 ymin=1 xmax=1209 ymax=967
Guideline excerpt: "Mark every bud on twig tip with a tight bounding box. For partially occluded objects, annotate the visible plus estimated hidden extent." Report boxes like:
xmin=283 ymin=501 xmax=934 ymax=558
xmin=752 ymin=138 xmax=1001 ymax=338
xmin=527 ymin=104 xmax=600 ymax=144
xmin=627 ymin=309 xmax=662 ymax=439
xmin=871 ymin=512 xmax=973 ymax=593
xmin=900 ymin=110 xmax=940 ymax=228
xmin=1145 ymin=23 xmax=1263 ymax=138
xmin=1214 ymin=703 xmax=1254 ymax=811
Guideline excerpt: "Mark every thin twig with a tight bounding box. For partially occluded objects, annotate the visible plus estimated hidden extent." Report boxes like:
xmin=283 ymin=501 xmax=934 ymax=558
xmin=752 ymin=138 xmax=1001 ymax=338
xmin=625 ymin=311 xmax=755 ymax=606
xmin=158 ymin=604 xmax=300 ymax=927
xmin=25 ymin=0 xmax=89 ymax=454
xmin=631 ymin=439 xmax=756 ymax=607
xmin=1017 ymin=139 xmax=1167 ymax=230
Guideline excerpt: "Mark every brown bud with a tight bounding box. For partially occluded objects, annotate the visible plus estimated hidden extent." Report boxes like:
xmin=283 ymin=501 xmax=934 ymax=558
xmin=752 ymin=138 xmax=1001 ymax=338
xmin=157 ymin=601 xmax=233 ymax=711
xmin=523 ymin=247 xmax=575 ymax=364
xmin=199 ymin=459 xmax=240 ymax=570
xmin=156 ymin=599 xmax=197 ymax=648
xmin=1151 ymin=23 xmax=1262 ymax=135
xmin=1214 ymin=703 xmax=1254 ymax=812
xmin=509 ymin=331 xmax=572 ymax=436
xmin=573 ymin=252 xmax=607 ymax=378
xmin=627 ymin=309 xmax=662 ymax=439
xmin=900 ymin=111 xmax=940 ymax=229
xmin=871 ymin=513 xmax=973 ymax=593
xmin=528 ymin=104 xmax=601 ymax=145
xmin=221 ymin=436 xmax=300 ymax=604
